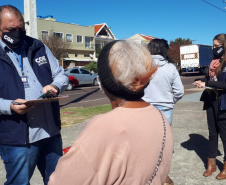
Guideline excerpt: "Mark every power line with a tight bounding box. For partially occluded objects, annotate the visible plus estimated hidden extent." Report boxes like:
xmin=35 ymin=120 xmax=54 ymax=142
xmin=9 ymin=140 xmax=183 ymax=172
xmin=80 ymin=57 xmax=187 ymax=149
xmin=201 ymin=0 xmax=226 ymax=12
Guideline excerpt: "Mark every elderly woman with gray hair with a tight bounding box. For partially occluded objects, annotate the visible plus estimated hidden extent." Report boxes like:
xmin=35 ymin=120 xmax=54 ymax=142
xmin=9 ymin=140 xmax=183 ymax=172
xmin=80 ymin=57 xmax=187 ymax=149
xmin=48 ymin=40 xmax=173 ymax=185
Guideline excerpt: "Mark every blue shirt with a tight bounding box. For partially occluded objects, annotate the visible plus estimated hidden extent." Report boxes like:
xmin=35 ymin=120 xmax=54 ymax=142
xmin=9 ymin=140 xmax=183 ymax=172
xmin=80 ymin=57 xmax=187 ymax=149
xmin=0 ymin=39 xmax=68 ymax=143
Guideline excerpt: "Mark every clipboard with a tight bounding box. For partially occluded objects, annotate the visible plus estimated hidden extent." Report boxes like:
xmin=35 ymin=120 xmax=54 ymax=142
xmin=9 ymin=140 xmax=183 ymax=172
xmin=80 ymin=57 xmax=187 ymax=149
xmin=24 ymin=96 xmax=69 ymax=104
xmin=205 ymin=87 xmax=224 ymax=91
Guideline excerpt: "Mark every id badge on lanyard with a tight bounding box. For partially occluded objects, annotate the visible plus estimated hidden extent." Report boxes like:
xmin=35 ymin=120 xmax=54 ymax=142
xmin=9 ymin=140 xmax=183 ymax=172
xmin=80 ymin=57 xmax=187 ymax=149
xmin=14 ymin=51 xmax=30 ymax=88
xmin=21 ymin=74 xmax=30 ymax=88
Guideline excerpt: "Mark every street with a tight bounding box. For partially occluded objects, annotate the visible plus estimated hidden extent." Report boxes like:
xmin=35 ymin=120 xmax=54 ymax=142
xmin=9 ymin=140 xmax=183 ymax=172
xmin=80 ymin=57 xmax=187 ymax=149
xmin=60 ymin=74 xmax=205 ymax=109
xmin=60 ymin=85 xmax=110 ymax=108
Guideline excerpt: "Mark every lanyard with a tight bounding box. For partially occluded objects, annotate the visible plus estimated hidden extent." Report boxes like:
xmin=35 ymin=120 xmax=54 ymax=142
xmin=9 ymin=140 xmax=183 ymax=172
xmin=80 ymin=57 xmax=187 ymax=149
xmin=13 ymin=50 xmax=24 ymax=75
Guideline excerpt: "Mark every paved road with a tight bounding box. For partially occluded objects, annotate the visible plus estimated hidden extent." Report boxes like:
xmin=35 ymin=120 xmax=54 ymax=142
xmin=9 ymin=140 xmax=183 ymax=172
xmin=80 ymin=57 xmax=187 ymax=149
xmin=59 ymin=75 xmax=204 ymax=109
xmin=60 ymin=86 xmax=110 ymax=108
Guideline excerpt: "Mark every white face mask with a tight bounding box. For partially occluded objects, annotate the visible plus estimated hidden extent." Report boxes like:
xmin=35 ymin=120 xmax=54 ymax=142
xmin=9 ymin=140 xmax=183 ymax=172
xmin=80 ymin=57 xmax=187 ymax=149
xmin=97 ymin=76 xmax=105 ymax=93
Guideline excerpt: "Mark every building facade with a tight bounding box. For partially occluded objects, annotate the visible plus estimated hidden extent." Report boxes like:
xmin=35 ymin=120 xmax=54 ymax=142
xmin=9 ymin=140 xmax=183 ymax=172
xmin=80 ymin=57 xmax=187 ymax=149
xmin=37 ymin=16 xmax=96 ymax=69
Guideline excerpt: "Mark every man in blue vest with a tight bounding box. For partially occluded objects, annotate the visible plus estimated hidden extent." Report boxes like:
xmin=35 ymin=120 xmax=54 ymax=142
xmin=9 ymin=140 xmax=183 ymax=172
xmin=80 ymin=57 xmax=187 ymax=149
xmin=0 ymin=5 xmax=69 ymax=185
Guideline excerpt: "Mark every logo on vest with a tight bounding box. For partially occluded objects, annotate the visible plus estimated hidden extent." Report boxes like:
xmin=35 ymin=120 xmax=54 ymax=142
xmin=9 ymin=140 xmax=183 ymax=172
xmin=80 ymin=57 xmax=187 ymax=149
xmin=35 ymin=56 xmax=48 ymax=66
xmin=4 ymin=35 xmax=14 ymax=43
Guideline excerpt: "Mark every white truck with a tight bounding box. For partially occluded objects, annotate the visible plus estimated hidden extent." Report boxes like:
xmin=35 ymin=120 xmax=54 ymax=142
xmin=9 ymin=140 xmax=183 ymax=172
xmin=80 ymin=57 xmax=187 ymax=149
xmin=180 ymin=44 xmax=213 ymax=75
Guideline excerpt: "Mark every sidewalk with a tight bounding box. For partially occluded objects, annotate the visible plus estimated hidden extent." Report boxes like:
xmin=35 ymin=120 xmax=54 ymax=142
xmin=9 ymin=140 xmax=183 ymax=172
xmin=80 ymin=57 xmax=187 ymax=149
xmin=169 ymin=92 xmax=224 ymax=185
xmin=0 ymin=91 xmax=225 ymax=185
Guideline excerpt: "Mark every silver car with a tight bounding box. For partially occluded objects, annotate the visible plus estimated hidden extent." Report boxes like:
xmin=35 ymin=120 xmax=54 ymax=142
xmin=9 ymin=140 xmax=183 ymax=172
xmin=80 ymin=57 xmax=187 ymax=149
xmin=65 ymin=67 xmax=98 ymax=89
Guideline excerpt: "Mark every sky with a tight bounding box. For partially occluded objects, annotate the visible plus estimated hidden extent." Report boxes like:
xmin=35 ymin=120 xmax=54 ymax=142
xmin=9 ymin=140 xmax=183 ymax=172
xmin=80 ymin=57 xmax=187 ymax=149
xmin=1 ymin=0 xmax=226 ymax=45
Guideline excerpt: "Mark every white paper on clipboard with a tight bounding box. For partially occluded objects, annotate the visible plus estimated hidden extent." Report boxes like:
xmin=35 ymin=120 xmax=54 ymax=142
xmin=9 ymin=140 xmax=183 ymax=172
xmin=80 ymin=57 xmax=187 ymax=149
xmin=205 ymin=87 xmax=224 ymax=91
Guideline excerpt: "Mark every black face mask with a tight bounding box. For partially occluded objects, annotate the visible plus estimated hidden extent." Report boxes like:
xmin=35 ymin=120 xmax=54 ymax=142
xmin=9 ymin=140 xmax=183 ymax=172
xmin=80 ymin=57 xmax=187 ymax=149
xmin=213 ymin=46 xmax=224 ymax=59
xmin=2 ymin=30 xmax=26 ymax=48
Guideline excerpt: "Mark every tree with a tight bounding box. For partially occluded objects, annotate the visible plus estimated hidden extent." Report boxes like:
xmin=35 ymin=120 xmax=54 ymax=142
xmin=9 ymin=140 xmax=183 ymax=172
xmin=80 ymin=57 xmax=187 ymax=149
xmin=173 ymin=38 xmax=192 ymax=45
xmin=168 ymin=38 xmax=192 ymax=66
xmin=40 ymin=29 xmax=71 ymax=60
xmin=84 ymin=61 xmax=98 ymax=73
xmin=95 ymin=44 xmax=102 ymax=58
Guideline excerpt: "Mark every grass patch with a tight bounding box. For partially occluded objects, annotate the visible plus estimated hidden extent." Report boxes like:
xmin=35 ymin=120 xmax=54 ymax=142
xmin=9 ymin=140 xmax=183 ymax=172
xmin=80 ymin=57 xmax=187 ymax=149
xmin=60 ymin=104 xmax=112 ymax=127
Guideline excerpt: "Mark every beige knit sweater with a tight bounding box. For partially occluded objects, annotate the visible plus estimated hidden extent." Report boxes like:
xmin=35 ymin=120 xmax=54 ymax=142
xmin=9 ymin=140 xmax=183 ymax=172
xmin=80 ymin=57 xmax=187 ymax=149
xmin=49 ymin=105 xmax=173 ymax=185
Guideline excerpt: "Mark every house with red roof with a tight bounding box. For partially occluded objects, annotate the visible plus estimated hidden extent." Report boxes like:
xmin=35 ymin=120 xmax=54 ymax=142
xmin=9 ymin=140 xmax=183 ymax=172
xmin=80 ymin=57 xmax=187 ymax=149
xmin=127 ymin=34 xmax=157 ymax=44
xmin=94 ymin=23 xmax=117 ymax=57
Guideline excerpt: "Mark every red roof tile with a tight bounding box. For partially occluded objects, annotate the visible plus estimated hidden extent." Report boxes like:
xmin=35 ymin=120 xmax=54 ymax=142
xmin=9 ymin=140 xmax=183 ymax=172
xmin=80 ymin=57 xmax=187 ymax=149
xmin=139 ymin=34 xmax=157 ymax=41
xmin=94 ymin=24 xmax=104 ymax=34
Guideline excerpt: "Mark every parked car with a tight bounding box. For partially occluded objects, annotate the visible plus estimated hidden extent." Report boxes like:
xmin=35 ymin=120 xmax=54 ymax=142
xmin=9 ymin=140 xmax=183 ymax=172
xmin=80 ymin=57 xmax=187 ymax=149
xmin=65 ymin=67 xmax=98 ymax=90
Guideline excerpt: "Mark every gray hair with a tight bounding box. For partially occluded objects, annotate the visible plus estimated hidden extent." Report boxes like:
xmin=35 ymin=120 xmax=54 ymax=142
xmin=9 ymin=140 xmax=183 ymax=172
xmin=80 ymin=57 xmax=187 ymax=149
xmin=108 ymin=40 xmax=153 ymax=89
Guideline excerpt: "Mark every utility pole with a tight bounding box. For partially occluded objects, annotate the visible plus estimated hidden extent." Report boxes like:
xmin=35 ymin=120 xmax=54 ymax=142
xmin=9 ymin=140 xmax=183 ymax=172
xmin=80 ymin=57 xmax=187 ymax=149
xmin=24 ymin=0 xmax=38 ymax=39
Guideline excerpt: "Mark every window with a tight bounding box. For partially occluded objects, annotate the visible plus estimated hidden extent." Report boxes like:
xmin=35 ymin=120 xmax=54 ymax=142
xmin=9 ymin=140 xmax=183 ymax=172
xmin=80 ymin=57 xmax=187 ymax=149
xmin=77 ymin=35 xmax=83 ymax=43
xmin=80 ymin=69 xmax=90 ymax=74
xmin=41 ymin=31 xmax=48 ymax=40
xmin=85 ymin=37 xmax=92 ymax=48
xmin=54 ymin=32 xmax=63 ymax=39
xmin=75 ymin=54 xmax=78 ymax=57
xmin=70 ymin=69 xmax=79 ymax=74
xmin=84 ymin=54 xmax=90 ymax=57
xmin=66 ymin=34 xmax=72 ymax=42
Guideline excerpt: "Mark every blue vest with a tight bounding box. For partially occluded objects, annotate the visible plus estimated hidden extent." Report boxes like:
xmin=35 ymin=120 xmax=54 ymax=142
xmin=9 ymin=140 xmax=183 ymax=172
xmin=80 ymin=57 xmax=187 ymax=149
xmin=0 ymin=36 xmax=61 ymax=145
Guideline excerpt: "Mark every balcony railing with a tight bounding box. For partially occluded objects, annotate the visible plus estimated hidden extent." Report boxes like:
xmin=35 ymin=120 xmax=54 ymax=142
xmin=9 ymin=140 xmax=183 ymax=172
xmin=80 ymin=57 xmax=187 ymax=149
xmin=85 ymin=43 xmax=95 ymax=49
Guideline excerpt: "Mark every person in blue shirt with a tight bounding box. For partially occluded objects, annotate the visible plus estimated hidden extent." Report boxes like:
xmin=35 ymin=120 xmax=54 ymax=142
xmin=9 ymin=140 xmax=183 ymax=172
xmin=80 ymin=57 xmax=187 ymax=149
xmin=0 ymin=5 xmax=68 ymax=185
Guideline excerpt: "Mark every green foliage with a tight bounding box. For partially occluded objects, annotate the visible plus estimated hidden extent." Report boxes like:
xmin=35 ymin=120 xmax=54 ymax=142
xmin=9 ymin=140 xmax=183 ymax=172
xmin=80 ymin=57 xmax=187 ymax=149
xmin=174 ymin=38 xmax=192 ymax=45
xmin=84 ymin=61 xmax=98 ymax=73
xmin=95 ymin=44 xmax=102 ymax=58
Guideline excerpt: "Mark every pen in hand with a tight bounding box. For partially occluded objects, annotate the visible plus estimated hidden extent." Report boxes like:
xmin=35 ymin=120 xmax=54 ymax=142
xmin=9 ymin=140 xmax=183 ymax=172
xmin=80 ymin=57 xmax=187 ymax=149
xmin=38 ymin=89 xmax=53 ymax=99
xmin=11 ymin=100 xmax=35 ymax=115
xmin=12 ymin=101 xmax=34 ymax=107
xmin=12 ymin=101 xmax=24 ymax=105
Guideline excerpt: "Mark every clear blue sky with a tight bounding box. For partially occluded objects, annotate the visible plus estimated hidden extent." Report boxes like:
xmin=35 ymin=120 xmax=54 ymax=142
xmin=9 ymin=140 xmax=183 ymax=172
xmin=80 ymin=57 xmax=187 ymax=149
xmin=1 ymin=0 xmax=226 ymax=45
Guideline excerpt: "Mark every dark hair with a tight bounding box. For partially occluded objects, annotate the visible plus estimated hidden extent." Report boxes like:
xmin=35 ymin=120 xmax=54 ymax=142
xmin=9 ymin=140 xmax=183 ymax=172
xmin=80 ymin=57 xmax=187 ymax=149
xmin=213 ymin=34 xmax=226 ymax=76
xmin=0 ymin=5 xmax=23 ymax=25
xmin=147 ymin=39 xmax=174 ymax=63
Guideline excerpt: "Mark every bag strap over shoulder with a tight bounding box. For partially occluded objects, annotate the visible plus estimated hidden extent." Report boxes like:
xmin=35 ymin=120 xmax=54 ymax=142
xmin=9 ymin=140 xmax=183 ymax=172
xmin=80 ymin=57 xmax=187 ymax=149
xmin=146 ymin=110 xmax=167 ymax=185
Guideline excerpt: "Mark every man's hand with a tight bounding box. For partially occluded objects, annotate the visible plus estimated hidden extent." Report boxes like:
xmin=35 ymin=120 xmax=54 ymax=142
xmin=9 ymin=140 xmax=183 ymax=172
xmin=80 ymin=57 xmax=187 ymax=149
xmin=42 ymin=85 xmax=59 ymax=97
xmin=10 ymin=99 xmax=34 ymax=114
